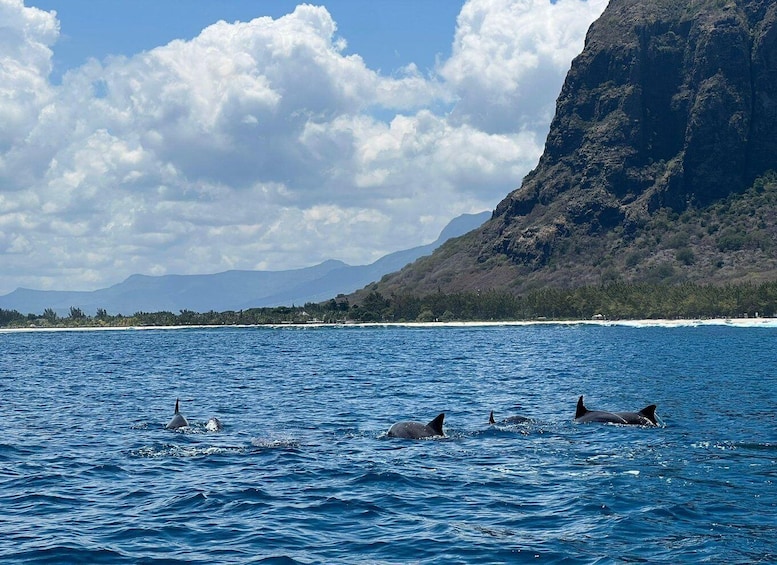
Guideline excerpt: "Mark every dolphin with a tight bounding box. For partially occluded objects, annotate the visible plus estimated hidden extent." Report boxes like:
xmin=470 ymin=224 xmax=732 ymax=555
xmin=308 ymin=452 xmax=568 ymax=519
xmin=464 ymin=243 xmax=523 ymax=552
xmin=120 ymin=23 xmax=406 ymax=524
xmin=205 ymin=417 xmax=223 ymax=432
xmin=387 ymin=413 xmax=445 ymax=439
xmin=574 ymin=396 xmax=658 ymax=426
xmin=614 ymin=405 xmax=658 ymax=426
xmin=489 ymin=411 xmax=531 ymax=425
xmin=165 ymin=399 xmax=189 ymax=430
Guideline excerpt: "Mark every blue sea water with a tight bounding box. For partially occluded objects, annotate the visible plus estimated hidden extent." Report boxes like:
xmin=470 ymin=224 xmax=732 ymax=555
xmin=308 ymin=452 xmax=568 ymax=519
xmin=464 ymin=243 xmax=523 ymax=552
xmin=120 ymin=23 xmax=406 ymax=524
xmin=0 ymin=322 xmax=775 ymax=564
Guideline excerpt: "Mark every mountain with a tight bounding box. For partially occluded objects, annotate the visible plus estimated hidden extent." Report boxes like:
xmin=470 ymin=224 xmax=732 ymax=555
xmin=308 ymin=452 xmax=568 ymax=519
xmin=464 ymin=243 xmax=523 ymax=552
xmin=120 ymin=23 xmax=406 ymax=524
xmin=0 ymin=212 xmax=490 ymax=316
xmin=365 ymin=0 xmax=777 ymax=299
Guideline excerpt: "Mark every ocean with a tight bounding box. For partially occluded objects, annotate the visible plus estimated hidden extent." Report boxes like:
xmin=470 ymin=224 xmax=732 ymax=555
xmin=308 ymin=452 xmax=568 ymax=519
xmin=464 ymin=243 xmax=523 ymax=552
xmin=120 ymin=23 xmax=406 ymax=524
xmin=1 ymin=322 xmax=775 ymax=563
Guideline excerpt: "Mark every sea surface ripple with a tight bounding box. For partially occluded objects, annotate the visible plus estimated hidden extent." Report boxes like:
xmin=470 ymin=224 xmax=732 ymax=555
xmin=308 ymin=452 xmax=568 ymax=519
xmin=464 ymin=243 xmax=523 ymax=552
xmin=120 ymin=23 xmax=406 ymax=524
xmin=1 ymin=324 xmax=775 ymax=563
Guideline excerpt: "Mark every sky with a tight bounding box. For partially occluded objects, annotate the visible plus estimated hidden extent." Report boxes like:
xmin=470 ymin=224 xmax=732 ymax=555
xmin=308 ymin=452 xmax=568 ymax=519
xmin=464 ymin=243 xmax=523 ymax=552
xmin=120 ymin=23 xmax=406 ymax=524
xmin=0 ymin=0 xmax=608 ymax=294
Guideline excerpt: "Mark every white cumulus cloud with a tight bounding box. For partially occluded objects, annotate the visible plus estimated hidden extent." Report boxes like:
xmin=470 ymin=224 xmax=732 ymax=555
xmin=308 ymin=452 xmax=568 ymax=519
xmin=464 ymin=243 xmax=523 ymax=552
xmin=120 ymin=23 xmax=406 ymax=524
xmin=442 ymin=0 xmax=609 ymax=133
xmin=0 ymin=0 xmax=608 ymax=295
xmin=0 ymin=0 xmax=57 ymax=151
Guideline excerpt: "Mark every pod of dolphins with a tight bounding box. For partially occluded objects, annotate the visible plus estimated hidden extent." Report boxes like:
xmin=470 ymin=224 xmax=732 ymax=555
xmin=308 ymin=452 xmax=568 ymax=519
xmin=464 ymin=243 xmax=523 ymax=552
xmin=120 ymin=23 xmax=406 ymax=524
xmin=165 ymin=395 xmax=659 ymax=439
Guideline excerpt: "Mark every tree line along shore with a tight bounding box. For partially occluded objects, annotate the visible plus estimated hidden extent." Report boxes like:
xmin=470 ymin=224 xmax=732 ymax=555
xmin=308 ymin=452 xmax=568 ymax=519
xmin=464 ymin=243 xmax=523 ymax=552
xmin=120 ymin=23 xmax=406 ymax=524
xmin=1 ymin=281 xmax=776 ymax=328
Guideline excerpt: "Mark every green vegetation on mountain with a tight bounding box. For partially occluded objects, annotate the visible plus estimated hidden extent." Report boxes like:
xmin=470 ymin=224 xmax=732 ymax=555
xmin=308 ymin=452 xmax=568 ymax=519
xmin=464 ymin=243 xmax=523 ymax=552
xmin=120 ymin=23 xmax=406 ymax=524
xmin=3 ymin=278 xmax=777 ymax=328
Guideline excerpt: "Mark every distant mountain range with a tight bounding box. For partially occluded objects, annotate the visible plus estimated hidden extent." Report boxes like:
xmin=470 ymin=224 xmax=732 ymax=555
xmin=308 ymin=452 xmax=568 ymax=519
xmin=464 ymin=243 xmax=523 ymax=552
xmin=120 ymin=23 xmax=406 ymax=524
xmin=0 ymin=211 xmax=490 ymax=316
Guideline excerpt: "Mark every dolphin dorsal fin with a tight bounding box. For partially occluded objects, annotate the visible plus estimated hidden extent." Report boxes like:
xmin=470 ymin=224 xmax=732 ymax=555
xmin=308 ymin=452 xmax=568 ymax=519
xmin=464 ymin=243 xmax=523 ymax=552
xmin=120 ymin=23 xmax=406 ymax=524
xmin=575 ymin=396 xmax=587 ymax=419
xmin=489 ymin=411 xmax=495 ymax=425
xmin=174 ymin=399 xmax=180 ymax=414
xmin=428 ymin=413 xmax=445 ymax=436
xmin=639 ymin=404 xmax=658 ymax=425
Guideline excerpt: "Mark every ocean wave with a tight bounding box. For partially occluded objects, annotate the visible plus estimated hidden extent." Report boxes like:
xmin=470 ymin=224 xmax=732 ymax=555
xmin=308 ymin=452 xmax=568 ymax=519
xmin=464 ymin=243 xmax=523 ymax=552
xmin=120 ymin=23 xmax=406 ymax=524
xmin=129 ymin=444 xmax=248 ymax=458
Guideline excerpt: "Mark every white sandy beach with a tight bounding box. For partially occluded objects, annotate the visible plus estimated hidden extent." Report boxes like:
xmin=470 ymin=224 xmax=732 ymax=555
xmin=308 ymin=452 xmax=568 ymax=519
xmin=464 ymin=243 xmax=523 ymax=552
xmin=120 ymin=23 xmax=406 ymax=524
xmin=2 ymin=317 xmax=776 ymax=333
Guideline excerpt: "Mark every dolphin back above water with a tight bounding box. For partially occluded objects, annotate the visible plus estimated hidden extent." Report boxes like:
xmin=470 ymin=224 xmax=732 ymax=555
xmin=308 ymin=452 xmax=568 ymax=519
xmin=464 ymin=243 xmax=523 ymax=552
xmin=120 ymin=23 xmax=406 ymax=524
xmin=575 ymin=396 xmax=658 ymax=426
xmin=165 ymin=399 xmax=189 ymax=430
xmin=387 ymin=413 xmax=445 ymax=439
xmin=205 ymin=417 xmax=223 ymax=432
xmin=489 ymin=411 xmax=531 ymax=425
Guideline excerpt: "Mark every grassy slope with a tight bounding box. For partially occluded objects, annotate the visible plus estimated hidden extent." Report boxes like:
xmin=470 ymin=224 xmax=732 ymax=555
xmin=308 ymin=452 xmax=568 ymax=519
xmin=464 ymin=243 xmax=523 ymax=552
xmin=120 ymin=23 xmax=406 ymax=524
xmin=362 ymin=174 xmax=777 ymax=300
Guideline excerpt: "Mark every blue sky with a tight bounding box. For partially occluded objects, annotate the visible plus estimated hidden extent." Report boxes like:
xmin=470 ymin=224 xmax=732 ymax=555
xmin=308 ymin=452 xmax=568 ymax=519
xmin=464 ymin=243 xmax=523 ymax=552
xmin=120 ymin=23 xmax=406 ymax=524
xmin=33 ymin=1 xmax=463 ymax=81
xmin=0 ymin=0 xmax=608 ymax=295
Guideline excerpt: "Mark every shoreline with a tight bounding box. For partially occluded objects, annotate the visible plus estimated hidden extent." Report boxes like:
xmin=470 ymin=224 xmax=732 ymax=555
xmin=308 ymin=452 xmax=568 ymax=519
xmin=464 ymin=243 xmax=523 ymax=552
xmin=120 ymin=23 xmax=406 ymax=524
xmin=1 ymin=317 xmax=776 ymax=333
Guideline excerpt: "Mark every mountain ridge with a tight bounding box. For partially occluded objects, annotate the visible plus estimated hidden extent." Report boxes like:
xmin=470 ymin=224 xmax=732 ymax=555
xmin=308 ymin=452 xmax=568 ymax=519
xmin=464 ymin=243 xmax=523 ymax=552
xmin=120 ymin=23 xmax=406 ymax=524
xmin=0 ymin=212 xmax=490 ymax=315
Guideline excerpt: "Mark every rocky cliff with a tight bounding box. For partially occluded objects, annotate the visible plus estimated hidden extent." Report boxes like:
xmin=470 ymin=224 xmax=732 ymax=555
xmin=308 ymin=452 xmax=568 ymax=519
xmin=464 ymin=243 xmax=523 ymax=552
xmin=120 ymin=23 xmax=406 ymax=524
xmin=367 ymin=0 xmax=777 ymax=298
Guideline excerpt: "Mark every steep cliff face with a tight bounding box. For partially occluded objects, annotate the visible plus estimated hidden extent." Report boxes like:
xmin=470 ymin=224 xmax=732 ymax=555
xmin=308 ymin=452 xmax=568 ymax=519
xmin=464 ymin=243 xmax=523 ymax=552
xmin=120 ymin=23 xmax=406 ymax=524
xmin=491 ymin=0 xmax=777 ymax=263
xmin=366 ymin=0 xmax=777 ymax=298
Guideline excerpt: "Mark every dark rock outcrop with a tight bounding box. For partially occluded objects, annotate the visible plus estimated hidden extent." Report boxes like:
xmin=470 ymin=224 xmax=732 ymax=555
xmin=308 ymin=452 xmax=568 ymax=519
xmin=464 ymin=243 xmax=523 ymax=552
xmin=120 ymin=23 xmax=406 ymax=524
xmin=496 ymin=0 xmax=777 ymax=235
xmin=366 ymin=0 xmax=777 ymax=298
